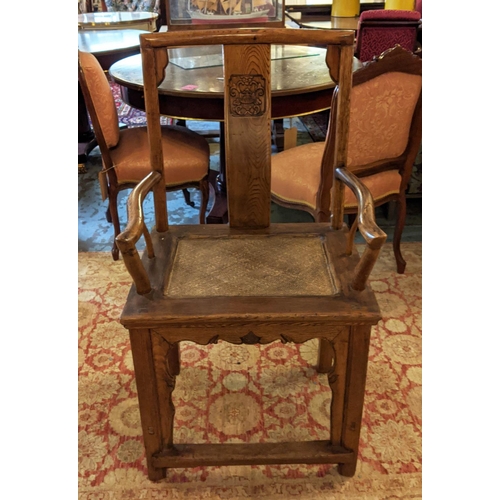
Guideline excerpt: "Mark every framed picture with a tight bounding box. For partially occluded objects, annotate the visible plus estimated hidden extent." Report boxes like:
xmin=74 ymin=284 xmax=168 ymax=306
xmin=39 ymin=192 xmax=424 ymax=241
xmin=165 ymin=0 xmax=284 ymax=30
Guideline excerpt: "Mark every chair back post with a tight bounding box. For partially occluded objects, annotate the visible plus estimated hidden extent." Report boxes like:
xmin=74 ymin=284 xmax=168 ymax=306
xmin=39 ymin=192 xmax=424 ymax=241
xmin=140 ymin=41 xmax=169 ymax=232
xmin=329 ymin=43 xmax=354 ymax=230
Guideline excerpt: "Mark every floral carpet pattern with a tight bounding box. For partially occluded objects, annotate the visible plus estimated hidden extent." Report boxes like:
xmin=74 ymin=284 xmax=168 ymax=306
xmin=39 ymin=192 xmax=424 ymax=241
xmin=78 ymin=243 xmax=422 ymax=499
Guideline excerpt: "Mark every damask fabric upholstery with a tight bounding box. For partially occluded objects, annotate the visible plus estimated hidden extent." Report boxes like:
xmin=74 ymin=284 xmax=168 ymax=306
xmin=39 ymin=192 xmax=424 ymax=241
xmin=271 ymin=147 xmax=401 ymax=209
xmin=348 ymin=72 xmax=422 ymax=166
xmin=111 ymin=126 xmax=210 ymax=185
xmin=355 ymin=10 xmax=421 ymax=62
xmin=104 ymin=0 xmax=159 ymax=12
xmin=79 ymin=51 xmax=120 ymax=149
xmin=271 ymin=72 xmax=421 ymax=210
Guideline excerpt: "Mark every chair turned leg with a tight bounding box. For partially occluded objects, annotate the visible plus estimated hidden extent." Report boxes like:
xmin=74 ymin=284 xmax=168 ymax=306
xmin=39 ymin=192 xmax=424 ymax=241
xmin=107 ymin=186 xmax=121 ymax=261
xmin=317 ymin=338 xmax=334 ymax=373
xmin=198 ymin=178 xmax=210 ymax=224
xmin=393 ymin=194 xmax=407 ymax=274
xmin=105 ymin=205 xmax=112 ymax=223
xmin=182 ymin=188 xmax=195 ymax=208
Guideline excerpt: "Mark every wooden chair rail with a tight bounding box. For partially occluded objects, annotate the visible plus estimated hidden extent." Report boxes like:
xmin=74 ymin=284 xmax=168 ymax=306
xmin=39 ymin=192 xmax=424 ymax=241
xmin=151 ymin=441 xmax=354 ymax=468
xmin=335 ymin=167 xmax=386 ymax=290
xmin=139 ymin=28 xmax=355 ymax=50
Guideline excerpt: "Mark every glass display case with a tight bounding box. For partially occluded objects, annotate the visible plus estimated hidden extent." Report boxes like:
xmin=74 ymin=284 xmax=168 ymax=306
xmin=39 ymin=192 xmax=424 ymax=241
xmin=165 ymin=0 xmax=284 ymax=30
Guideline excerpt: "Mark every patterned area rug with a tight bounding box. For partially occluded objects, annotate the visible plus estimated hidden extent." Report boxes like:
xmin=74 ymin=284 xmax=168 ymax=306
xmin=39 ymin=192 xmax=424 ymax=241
xmin=78 ymin=243 xmax=422 ymax=499
xmin=111 ymin=82 xmax=171 ymax=128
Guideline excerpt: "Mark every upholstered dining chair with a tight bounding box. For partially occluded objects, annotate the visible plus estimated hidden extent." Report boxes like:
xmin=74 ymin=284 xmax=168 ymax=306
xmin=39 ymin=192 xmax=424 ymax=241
xmin=354 ymin=9 xmax=422 ymax=62
xmin=78 ymin=50 xmax=210 ymax=261
xmin=115 ymin=27 xmax=386 ymax=482
xmin=271 ymin=45 xmax=422 ymax=274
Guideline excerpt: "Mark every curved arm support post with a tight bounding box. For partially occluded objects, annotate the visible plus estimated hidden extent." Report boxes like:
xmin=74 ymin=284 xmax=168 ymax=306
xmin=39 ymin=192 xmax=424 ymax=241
xmin=335 ymin=167 xmax=387 ymax=291
xmin=115 ymin=171 xmax=162 ymax=295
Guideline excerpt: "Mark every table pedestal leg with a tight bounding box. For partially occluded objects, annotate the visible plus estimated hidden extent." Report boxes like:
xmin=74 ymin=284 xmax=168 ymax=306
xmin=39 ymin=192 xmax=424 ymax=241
xmin=206 ymin=122 xmax=228 ymax=224
xmin=272 ymin=119 xmax=285 ymax=152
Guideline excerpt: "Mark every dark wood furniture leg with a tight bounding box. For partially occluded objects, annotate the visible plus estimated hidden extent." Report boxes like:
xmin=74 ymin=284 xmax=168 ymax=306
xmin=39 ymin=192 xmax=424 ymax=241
xmin=393 ymin=194 xmax=407 ymax=274
xmin=206 ymin=122 xmax=228 ymax=224
xmin=272 ymin=119 xmax=285 ymax=152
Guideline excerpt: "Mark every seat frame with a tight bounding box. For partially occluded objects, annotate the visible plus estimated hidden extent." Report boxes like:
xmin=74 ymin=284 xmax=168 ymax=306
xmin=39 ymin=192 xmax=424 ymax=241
xmin=116 ymin=28 xmax=386 ymax=481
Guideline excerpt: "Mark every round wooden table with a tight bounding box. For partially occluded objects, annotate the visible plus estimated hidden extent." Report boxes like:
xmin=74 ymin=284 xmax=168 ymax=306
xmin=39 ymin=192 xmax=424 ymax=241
xmin=109 ymin=45 xmax=351 ymax=121
xmin=78 ymin=11 xmax=158 ymax=32
xmin=108 ymin=46 xmax=362 ymax=222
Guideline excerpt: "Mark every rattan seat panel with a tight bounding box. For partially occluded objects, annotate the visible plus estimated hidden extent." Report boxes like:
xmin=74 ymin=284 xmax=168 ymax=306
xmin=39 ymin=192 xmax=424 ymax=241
xmin=165 ymin=235 xmax=338 ymax=298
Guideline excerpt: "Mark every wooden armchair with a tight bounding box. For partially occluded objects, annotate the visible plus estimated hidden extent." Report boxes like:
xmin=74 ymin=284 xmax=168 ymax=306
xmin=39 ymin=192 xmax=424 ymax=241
xmin=116 ymin=28 xmax=386 ymax=481
xmin=271 ymin=45 xmax=422 ymax=274
xmin=78 ymin=50 xmax=210 ymax=260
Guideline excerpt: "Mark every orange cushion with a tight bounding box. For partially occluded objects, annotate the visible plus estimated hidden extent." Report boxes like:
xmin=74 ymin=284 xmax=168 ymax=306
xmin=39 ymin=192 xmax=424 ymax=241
xmin=111 ymin=125 xmax=210 ymax=185
xmin=271 ymin=142 xmax=324 ymax=209
xmin=78 ymin=51 xmax=120 ymax=149
xmin=271 ymin=143 xmax=402 ymax=210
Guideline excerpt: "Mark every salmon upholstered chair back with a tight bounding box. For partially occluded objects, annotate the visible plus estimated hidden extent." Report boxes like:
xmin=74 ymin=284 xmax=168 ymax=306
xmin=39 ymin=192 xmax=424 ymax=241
xmin=78 ymin=50 xmax=120 ymax=151
xmin=347 ymin=71 xmax=421 ymax=169
xmin=355 ymin=9 xmax=421 ymax=62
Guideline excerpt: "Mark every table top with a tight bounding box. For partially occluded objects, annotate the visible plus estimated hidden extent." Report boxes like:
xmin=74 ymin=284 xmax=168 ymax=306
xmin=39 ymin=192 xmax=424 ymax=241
xmin=109 ymin=45 xmax=363 ymax=121
xmin=110 ymin=45 xmax=336 ymax=98
xmin=78 ymin=29 xmax=147 ymax=55
xmin=78 ymin=11 xmax=158 ymax=27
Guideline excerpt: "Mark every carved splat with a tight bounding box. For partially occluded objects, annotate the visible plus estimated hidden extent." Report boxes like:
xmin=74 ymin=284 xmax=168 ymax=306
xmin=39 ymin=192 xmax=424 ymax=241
xmin=229 ymin=74 xmax=266 ymax=117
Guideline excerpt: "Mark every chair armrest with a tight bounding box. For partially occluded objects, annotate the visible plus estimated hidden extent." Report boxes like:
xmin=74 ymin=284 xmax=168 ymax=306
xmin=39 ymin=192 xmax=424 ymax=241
xmin=115 ymin=171 xmax=162 ymax=295
xmin=335 ymin=167 xmax=387 ymax=291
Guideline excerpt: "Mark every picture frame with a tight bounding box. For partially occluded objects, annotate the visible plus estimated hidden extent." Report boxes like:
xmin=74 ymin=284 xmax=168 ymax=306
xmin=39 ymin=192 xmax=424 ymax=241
xmin=165 ymin=0 xmax=284 ymax=30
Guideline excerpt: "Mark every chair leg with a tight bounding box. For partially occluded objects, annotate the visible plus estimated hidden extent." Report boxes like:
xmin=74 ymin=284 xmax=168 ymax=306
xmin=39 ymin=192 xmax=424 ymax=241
xmin=317 ymin=338 xmax=334 ymax=373
xmin=338 ymin=325 xmax=371 ymax=477
xmin=393 ymin=194 xmax=407 ymax=274
xmin=198 ymin=178 xmax=210 ymax=224
xmin=182 ymin=188 xmax=195 ymax=208
xmin=107 ymin=185 xmax=121 ymax=261
xmin=129 ymin=329 xmax=168 ymax=481
xmin=167 ymin=341 xmax=181 ymax=376
xmin=105 ymin=205 xmax=112 ymax=223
